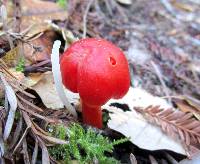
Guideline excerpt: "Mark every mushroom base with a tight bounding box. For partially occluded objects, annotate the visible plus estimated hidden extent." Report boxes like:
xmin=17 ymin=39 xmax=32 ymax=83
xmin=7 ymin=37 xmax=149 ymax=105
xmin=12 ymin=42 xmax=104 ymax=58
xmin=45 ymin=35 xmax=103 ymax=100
xmin=82 ymin=102 xmax=102 ymax=129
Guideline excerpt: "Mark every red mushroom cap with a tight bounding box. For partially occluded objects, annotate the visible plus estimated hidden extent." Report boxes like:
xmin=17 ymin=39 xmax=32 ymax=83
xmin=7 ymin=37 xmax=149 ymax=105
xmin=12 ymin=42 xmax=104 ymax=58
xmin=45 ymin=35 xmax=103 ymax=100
xmin=60 ymin=38 xmax=130 ymax=127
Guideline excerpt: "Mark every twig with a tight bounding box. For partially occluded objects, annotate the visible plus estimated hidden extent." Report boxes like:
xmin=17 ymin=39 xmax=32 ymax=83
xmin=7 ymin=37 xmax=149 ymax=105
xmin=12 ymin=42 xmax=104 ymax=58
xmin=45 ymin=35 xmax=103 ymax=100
xmin=24 ymin=59 xmax=51 ymax=74
xmin=151 ymin=61 xmax=172 ymax=105
xmin=13 ymin=0 xmax=22 ymax=33
xmin=6 ymin=31 xmax=42 ymax=51
xmin=82 ymin=0 xmax=94 ymax=38
xmin=175 ymin=73 xmax=200 ymax=91
xmin=185 ymin=35 xmax=200 ymax=47
xmin=31 ymin=139 xmax=38 ymax=164
xmin=13 ymin=126 xmax=30 ymax=153
xmin=160 ymin=0 xmax=176 ymax=17
xmin=104 ymin=0 xmax=113 ymax=16
xmin=9 ymin=115 xmax=23 ymax=149
xmin=0 ymin=5 xmax=14 ymax=49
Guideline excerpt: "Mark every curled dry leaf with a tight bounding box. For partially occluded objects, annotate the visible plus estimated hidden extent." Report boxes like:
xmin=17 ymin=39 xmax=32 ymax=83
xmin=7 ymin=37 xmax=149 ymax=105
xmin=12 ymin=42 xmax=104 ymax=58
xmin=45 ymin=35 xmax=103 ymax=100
xmin=24 ymin=30 xmax=57 ymax=63
xmin=0 ymin=73 xmax=17 ymax=141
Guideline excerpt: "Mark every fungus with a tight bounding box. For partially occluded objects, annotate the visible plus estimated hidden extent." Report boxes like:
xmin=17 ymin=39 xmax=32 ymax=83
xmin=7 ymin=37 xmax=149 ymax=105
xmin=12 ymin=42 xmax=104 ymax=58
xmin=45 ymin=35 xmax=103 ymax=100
xmin=60 ymin=38 xmax=130 ymax=128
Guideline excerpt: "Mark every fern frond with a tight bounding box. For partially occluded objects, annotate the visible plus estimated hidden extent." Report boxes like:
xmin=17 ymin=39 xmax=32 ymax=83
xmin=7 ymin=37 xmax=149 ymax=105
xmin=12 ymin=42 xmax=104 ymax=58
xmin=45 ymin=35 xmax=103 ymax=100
xmin=136 ymin=106 xmax=200 ymax=156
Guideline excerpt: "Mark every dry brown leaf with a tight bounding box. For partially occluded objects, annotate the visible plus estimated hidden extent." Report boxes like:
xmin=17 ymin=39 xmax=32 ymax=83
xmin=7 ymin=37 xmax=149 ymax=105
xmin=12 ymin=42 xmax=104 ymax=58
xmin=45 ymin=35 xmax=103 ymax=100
xmin=174 ymin=98 xmax=200 ymax=120
xmin=183 ymin=96 xmax=200 ymax=111
xmin=20 ymin=0 xmax=68 ymax=34
xmin=172 ymin=2 xmax=194 ymax=12
xmin=31 ymin=72 xmax=79 ymax=109
xmin=24 ymin=30 xmax=58 ymax=63
xmin=24 ymin=73 xmax=44 ymax=87
xmin=2 ymin=46 xmax=19 ymax=67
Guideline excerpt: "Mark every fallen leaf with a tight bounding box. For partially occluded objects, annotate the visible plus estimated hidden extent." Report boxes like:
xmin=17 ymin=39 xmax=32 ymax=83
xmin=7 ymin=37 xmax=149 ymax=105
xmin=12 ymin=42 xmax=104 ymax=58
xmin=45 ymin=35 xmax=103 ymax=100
xmin=31 ymin=72 xmax=79 ymax=109
xmin=104 ymin=87 xmax=186 ymax=155
xmin=105 ymin=87 xmax=172 ymax=110
xmin=172 ymin=2 xmax=194 ymax=12
xmin=107 ymin=107 xmax=186 ymax=155
xmin=175 ymin=100 xmax=200 ymax=120
xmin=2 ymin=46 xmax=19 ymax=67
xmin=24 ymin=73 xmax=44 ymax=87
xmin=0 ymin=73 xmax=17 ymax=141
xmin=21 ymin=0 xmax=68 ymax=34
xmin=183 ymin=95 xmax=200 ymax=111
xmin=116 ymin=0 xmax=132 ymax=5
xmin=29 ymin=72 xmax=188 ymax=155
xmin=24 ymin=30 xmax=58 ymax=63
xmin=180 ymin=153 xmax=200 ymax=164
xmin=8 ymin=68 xmax=25 ymax=82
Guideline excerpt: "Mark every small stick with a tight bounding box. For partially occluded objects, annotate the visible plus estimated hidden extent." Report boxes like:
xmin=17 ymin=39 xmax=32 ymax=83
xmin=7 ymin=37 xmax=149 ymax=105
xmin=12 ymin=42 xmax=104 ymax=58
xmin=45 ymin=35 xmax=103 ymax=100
xmin=82 ymin=0 xmax=94 ymax=38
xmin=151 ymin=61 xmax=172 ymax=105
xmin=0 ymin=5 xmax=14 ymax=49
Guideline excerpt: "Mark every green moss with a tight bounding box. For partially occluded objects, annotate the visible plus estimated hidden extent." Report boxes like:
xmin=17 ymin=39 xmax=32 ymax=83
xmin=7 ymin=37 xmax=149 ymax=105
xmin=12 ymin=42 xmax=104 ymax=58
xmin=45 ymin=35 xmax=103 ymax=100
xmin=57 ymin=0 xmax=67 ymax=8
xmin=48 ymin=123 xmax=128 ymax=164
xmin=15 ymin=57 xmax=25 ymax=72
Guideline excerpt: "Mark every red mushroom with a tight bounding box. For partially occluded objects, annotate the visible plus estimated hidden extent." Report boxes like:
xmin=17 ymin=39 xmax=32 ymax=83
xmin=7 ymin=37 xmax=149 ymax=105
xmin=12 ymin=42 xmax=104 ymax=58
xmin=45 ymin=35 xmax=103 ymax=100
xmin=60 ymin=38 xmax=130 ymax=128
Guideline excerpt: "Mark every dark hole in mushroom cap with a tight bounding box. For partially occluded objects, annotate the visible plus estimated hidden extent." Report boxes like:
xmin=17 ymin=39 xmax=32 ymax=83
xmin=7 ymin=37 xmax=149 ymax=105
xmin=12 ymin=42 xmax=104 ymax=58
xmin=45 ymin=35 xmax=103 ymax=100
xmin=109 ymin=57 xmax=116 ymax=66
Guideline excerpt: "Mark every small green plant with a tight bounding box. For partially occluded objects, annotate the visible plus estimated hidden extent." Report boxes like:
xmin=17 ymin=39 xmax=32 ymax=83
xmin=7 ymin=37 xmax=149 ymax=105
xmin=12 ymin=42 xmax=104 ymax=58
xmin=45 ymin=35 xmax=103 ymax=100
xmin=49 ymin=123 xmax=128 ymax=164
xmin=15 ymin=57 xmax=25 ymax=72
xmin=57 ymin=0 xmax=67 ymax=8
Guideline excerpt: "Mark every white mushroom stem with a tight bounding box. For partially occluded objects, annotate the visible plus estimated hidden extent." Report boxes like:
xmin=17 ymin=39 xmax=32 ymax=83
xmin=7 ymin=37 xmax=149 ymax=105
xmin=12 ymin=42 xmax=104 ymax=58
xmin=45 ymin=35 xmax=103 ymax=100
xmin=51 ymin=40 xmax=77 ymax=118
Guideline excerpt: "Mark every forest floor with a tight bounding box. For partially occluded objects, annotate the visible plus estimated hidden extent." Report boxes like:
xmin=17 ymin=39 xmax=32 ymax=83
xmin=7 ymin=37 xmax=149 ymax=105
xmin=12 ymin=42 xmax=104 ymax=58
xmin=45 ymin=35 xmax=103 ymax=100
xmin=0 ymin=0 xmax=200 ymax=163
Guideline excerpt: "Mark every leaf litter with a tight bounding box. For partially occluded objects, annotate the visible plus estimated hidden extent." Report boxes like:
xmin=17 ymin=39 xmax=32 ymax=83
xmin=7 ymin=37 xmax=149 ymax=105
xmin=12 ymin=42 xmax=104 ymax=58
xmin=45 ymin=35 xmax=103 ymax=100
xmin=0 ymin=0 xmax=200 ymax=163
